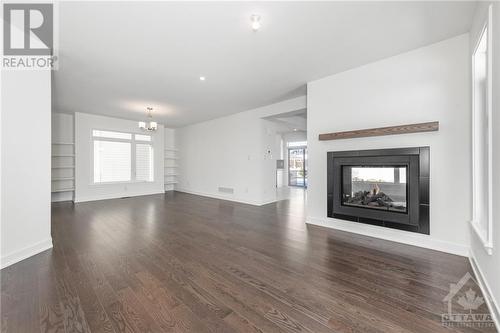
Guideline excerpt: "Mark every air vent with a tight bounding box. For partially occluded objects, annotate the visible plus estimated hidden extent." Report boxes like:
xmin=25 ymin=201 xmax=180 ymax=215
xmin=218 ymin=187 xmax=234 ymax=194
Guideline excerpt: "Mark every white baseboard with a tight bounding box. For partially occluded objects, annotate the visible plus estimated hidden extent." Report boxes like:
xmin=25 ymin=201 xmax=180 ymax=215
xmin=469 ymin=251 xmax=500 ymax=330
xmin=1 ymin=238 xmax=53 ymax=270
xmin=176 ymin=188 xmax=274 ymax=206
xmin=51 ymin=191 xmax=74 ymax=203
xmin=74 ymin=189 xmax=164 ymax=203
xmin=307 ymin=216 xmax=469 ymax=256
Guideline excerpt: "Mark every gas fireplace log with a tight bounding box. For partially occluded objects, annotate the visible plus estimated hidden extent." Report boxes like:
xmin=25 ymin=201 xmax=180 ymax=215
xmin=348 ymin=191 xmax=394 ymax=207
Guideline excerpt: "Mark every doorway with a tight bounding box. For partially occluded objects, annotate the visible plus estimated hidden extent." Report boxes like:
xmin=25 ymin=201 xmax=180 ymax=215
xmin=288 ymin=147 xmax=307 ymax=187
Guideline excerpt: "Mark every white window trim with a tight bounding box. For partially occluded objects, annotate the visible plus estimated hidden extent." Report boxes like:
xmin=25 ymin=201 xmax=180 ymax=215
xmin=91 ymin=129 xmax=154 ymax=185
xmin=470 ymin=4 xmax=493 ymax=255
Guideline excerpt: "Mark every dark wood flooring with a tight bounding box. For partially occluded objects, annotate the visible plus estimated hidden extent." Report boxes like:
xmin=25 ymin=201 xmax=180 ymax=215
xmin=1 ymin=191 xmax=497 ymax=333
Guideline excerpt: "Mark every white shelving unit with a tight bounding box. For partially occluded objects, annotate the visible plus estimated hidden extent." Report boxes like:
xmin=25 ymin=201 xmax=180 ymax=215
xmin=164 ymin=148 xmax=179 ymax=191
xmin=52 ymin=142 xmax=75 ymax=198
xmin=52 ymin=187 xmax=75 ymax=193
xmin=52 ymin=177 xmax=75 ymax=181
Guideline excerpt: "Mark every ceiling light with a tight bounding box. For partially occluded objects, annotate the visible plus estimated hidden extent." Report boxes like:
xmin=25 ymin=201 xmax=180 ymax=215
xmin=293 ymin=128 xmax=298 ymax=131
xmin=138 ymin=107 xmax=158 ymax=131
xmin=199 ymin=76 xmax=206 ymax=81
xmin=251 ymin=14 xmax=261 ymax=31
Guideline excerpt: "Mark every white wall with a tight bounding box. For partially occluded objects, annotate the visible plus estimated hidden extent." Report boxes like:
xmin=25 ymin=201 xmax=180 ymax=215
xmin=52 ymin=113 xmax=74 ymax=143
xmin=260 ymin=121 xmax=293 ymax=198
xmin=177 ymin=96 xmax=306 ymax=205
xmin=164 ymin=128 xmax=176 ymax=150
xmin=469 ymin=2 xmax=500 ymax=325
xmin=283 ymin=131 xmax=307 ymax=144
xmin=1 ymin=70 xmax=52 ymax=269
xmin=52 ymin=113 xmax=74 ymax=202
xmin=307 ymin=35 xmax=471 ymax=256
xmin=74 ymin=112 xmax=164 ymax=202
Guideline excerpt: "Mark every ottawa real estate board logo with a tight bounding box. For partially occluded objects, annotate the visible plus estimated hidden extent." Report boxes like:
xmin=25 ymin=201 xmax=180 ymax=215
xmin=442 ymin=272 xmax=495 ymax=328
xmin=2 ymin=3 xmax=57 ymax=69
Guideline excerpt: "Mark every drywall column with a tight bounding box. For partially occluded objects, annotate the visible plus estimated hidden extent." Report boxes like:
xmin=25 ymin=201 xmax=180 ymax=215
xmin=1 ymin=70 xmax=53 ymax=269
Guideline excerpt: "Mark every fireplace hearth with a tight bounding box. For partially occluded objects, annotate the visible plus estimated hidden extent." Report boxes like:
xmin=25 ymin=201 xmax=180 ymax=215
xmin=327 ymin=147 xmax=429 ymax=234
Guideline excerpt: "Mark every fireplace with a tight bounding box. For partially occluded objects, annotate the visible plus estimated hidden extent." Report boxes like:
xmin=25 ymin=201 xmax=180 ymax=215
xmin=327 ymin=147 xmax=429 ymax=234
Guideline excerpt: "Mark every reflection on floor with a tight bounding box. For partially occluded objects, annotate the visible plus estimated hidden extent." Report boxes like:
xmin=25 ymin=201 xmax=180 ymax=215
xmin=276 ymin=186 xmax=306 ymax=202
xmin=274 ymin=186 xmax=307 ymax=218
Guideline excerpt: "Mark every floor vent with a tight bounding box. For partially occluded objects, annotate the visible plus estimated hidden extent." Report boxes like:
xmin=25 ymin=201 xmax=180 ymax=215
xmin=218 ymin=187 xmax=234 ymax=194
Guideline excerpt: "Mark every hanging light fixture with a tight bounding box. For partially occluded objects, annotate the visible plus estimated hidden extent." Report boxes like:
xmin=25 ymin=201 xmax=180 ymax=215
xmin=138 ymin=107 xmax=157 ymax=131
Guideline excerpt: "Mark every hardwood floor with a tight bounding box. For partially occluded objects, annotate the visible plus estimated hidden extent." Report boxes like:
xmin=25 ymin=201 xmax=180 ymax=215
xmin=1 ymin=191 xmax=497 ymax=333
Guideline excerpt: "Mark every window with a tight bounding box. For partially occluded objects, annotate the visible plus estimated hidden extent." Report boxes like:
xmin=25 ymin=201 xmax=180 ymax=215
xmin=471 ymin=5 xmax=493 ymax=255
xmin=136 ymin=144 xmax=153 ymax=181
xmin=94 ymin=140 xmax=131 ymax=182
xmin=93 ymin=130 xmax=154 ymax=183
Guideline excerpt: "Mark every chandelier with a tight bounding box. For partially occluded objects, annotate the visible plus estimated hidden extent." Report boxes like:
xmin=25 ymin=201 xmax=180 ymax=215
xmin=138 ymin=107 xmax=157 ymax=131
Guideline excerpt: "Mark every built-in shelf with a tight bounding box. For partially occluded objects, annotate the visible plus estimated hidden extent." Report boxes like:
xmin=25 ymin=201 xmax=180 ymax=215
xmin=52 ymin=165 xmax=75 ymax=169
xmin=164 ymin=147 xmax=179 ymax=188
xmin=52 ymin=142 xmax=75 ymax=196
xmin=51 ymin=187 xmax=75 ymax=193
xmin=52 ymin=177 xmax=75 ymax=181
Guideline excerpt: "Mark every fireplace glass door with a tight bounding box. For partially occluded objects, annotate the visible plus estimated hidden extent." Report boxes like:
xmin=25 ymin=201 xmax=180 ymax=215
xmin=341 ymin=165 xmax=408 ymax=213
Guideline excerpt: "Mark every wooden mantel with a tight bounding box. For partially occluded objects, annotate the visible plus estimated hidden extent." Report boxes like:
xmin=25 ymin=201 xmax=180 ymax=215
xmin=318 ymin=121 xmax=439 ymax=141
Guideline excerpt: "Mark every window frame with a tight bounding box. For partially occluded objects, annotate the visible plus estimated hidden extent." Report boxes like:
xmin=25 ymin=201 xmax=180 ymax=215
xmin=470 ymin=4 xmax=493 ymax=255
xmin=91 ymin=129 xmax=154 ymax=185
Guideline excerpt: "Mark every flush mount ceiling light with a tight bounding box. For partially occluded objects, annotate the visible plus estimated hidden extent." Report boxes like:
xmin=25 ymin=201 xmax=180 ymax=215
xmin=199 ymin=76 xmax=206 ymax=81
xmin=138 ymin=107 xmax=158 ymax=131
xmin=250 ymin=14 xmax=261 ymax=31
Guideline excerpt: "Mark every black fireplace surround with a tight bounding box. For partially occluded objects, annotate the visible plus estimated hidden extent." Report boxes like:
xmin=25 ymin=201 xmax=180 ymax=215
xmin=327 ymin=147 xmax=430 ymax=234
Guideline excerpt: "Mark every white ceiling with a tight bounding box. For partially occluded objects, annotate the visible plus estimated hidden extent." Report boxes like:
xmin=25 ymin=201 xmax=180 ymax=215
xmin=264 ymin=109 xmax=307 ymax=134
xmin=54 ymin=1 xmax=477 ymax=127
